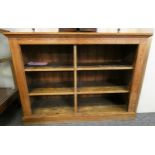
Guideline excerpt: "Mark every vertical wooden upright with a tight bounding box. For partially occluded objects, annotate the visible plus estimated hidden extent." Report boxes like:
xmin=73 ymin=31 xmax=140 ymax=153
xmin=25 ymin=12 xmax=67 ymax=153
xmin=128 ymin=38 xmax=152 ymax=112
xmin=73 ymin=45 xmax=78 ymax=112
xmin=9 ymin=39 xmax=32 ymax=116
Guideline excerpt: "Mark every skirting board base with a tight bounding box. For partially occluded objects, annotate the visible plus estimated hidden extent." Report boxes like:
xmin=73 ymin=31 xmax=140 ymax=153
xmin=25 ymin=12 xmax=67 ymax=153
xmin=23 ymin=112 xmax=136 ymax=125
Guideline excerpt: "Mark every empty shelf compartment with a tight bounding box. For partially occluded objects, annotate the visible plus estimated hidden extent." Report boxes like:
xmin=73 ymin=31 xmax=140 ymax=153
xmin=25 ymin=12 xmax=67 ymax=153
xmin=78 ymin=94 xmax=129 ymax=114
xmin=26 ymin=71 xmax=74 ymax=96
xmin=31 ymin=95 xmax=74 ymax=115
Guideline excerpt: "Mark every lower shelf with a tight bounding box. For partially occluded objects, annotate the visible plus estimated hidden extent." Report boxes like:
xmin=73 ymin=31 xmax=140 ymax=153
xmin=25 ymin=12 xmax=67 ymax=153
xmin=25 ymin=93 xmax=133 ymax=123
xmin=31 ymin=94 xmax=128 ymax=116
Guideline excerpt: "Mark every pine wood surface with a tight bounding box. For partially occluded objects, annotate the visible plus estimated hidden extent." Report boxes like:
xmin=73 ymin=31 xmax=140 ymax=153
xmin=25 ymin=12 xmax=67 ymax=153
xmin=4 ymin=32 xmax=152 ymax=123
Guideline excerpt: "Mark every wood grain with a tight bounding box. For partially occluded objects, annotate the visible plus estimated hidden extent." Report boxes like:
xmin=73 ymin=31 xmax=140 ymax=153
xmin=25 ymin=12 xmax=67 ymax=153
xmin=23 ymin=112 xmax=136 ymax=124
xmin=77 ymin=65 xmax=133 ymax=71
xmin=128 ymin=38 xmax=152 ymax=112
xmin=0 ymin=88 xmax=18 ymax=113
xmin=77 ymin=86 xmax=129 ymax=94
xmin=29 ymin=87 xmax=74 ymax=96
xmin=25 ymin=66 xmax=74 ymax=72
xmin=4 ymin=32 xmax=152 ymax=123
xmin=9 ymin=39 xmax=32 ymax=116
xmin=73 ymin=45 xmax=78 ymax=112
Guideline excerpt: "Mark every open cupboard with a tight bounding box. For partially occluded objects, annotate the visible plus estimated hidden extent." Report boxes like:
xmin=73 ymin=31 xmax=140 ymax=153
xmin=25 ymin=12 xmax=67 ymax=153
xmin=4 ymin=32 xmax=152 ymax=123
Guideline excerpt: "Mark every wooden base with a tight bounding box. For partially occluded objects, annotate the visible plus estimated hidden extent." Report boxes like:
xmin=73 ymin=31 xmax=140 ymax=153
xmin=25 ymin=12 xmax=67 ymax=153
xmin=23 ymin=112 xmax=136 ymax=124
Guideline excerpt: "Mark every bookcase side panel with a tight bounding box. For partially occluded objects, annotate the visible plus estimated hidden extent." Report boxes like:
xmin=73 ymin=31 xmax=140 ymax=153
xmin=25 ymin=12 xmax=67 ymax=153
xmin=128 ymin=37 xmax=152 ymax=112
xmin=9 ymin=39 xmax=32 ymax=116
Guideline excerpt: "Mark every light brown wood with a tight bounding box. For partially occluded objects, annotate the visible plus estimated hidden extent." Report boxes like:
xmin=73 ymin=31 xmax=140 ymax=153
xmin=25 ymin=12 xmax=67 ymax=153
xmin=4 ymin=32 xmax=152 ymax=123
xmin=33 ymin=105 xmax=127 ymax=116
xmin=9 ymin=39 xmax=32 ymax=116
xmin=25 ymin=66 xmax=74 ymax=72
xmin=77 ymin=86 xmax=129 ymax=94
xmin=29 ymin=87 xmax=74 ymax=96
xmin=4 ymin=32 xmax=152 ymax=45
xmin=128 ymin=38 xmax=152 ymax=112
xmin=3 ymin=32 xmax=153 ymax=37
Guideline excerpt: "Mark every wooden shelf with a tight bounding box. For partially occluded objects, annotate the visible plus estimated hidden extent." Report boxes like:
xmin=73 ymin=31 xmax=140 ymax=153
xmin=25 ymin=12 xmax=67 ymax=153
xmin=77 ymin=65 xmax=133 ymax=71
xmin=29 ymin=85 xmax=129 ymax=96
xmin=79 ymin=104 xmax=127 ymax=113
xmin=77 ymin=86 xmax=129 ymax=94
xmin=29 ymin=87 xmax=74 ymax=96
xmin=25 ymin=66 xmax=74 ymax=72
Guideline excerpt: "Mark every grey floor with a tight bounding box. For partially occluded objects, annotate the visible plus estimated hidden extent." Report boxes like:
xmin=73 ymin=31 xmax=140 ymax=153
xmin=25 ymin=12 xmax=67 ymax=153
xmin=0 ymin=102 xmax=155 ymax=126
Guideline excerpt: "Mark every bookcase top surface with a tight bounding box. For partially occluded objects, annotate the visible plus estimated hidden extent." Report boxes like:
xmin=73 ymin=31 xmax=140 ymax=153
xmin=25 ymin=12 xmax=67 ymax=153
xmin=3 ymin=32 xmax=153 ymax=38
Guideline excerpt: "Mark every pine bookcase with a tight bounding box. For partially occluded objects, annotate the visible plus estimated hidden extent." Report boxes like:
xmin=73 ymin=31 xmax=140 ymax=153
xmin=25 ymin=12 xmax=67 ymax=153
xmin=4 ymin=32 xmax=152 ymax=123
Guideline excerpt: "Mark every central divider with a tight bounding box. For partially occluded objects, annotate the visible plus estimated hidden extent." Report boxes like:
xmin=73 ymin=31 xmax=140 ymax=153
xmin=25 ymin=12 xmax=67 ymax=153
xmin=73 ymin=45 xmax=78 ymax=112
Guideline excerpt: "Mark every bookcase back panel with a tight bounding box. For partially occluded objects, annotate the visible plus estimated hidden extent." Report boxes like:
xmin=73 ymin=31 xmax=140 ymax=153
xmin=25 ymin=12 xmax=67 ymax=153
xmin=77 ymin=45 xmax=138 ymax=66
xmin=77 ymin=70 xmax=133 ymax=87
xmin=26 ymin=71 xmax=74 ymax=89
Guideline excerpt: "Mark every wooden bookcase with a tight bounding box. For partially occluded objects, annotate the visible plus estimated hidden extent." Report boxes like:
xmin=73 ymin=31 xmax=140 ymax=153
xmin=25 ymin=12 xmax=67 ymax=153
xmin=4 ymin=32 xmax=152 ymax=123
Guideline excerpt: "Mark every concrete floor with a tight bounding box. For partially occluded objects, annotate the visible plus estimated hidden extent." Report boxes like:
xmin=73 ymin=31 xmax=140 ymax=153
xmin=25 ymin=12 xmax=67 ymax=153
xmin=0 ymin=103 xmax=155 ymax=126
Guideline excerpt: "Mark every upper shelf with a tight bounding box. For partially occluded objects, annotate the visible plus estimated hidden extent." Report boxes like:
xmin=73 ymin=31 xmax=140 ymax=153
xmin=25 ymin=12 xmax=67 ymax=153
xmin=24 ymin=65 xmax=133 ymax=72
xmin=77 ymin=65 xmax=133 ymax=71
xmin=25 ymin=66 xmax=74 ymax=72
